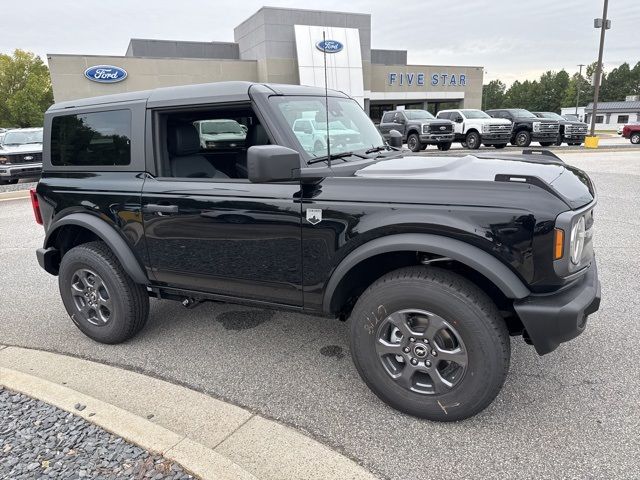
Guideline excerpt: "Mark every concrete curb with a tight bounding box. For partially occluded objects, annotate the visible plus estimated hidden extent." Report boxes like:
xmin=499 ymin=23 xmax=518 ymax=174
xmin=0 ymin=190 xmax=30 ymax=201
xmin=0 ymin=346 xmax=377 ymax=480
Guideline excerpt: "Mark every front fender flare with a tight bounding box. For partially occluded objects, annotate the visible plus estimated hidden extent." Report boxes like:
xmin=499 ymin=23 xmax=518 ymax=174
xmin=44 ymin=213 xmax=149 ymax=285
xmin=322 ymin=233 xmax=530 ymax=313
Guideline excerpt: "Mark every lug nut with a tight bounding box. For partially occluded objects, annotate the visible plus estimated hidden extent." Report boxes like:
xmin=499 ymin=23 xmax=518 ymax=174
xmin=409 ymin=337 xmax=415 ymax=343
xmin=426 ymin=360 xmax=432 ymax=367
xmin=410 ymin=358 xmax=418 ymax=365
xmin=403 ymin=347 xmax=410 ymax=353
xmin=431 ymin=350 xmax=437 ymax=356
xmin=424 ymin=339 xmax=429 ymax=344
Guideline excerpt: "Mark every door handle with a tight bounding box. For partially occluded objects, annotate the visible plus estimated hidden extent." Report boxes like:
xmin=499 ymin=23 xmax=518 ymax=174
xmin=144 ymin=204 xmax=179 ymax=214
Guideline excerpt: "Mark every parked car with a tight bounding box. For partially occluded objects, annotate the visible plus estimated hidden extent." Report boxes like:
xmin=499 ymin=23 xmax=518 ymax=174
xmin=436 ymin=109 xmax=512 ymax=149
xmin=0 ymin=127 xmax=43 ymax=184
xmin=378 ymin=109 xmax=455 ymax=152
xmin=533 ymin=112 xmax=588 ymax=146
xmin=194 ymin=119 xmax=246 ymax=150
xmin=622 ymin=123 xmax=640 ymax=144
xmin=292 ymin=117 xmax=360 ymax=153
xmin=486 ymin=109 xmax=560 ymax=147
xmin=33 ymin=82 xmax=600 ymax=422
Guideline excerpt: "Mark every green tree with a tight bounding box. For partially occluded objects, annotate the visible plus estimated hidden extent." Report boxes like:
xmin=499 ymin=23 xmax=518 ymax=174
xmin=535 ymin=70 xmax=570 ymax=112
xmin=599 ymin=62 xmax=633 ymax=101
xmin=562 ymin=72 xmax=593 ymax=110
xmin=0 ymin=49 xmax=54 ymax=127
xmin=482 ymin=80 xmax=506 ymax=110
xmin=503 ymin=80 xmax=538 ymax=109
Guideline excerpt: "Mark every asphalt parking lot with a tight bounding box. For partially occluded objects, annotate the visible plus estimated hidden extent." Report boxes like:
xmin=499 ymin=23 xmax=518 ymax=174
xmin=1 ymin=149 xmax=639 ymax=480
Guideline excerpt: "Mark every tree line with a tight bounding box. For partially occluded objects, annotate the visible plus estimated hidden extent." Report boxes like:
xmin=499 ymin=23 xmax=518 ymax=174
xmin=0 ymin=50 xmax=54 ymax=128
xmin=482 ymin=61 xmax=640 ymax=113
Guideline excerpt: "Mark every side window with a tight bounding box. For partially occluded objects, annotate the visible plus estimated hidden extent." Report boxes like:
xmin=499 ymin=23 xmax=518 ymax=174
xmin=158 ymin=105 xmax=266 ymax=180
xmin=381 ymin=112 xmax=394 ymax=123
xmin=51 ymin=110 xmax=131 ymax=166
xmin=394 ymin=112 xmax=405 ymax=123
xmin=437 ymin=112 xmax=448 ymax=120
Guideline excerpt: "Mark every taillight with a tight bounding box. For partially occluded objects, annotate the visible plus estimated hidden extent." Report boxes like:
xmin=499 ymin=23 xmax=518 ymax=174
xmin=30 ymin=188 xmax=43 ymax=225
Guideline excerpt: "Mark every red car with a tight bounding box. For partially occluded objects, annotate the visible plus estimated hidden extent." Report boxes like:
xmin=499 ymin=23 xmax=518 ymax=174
xmin=622 ymin=123 xmax=640 ymax=144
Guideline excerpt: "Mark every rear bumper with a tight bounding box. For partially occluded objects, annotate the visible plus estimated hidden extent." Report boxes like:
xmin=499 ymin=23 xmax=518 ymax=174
xmin=0 ymin=163 xmax=42 ymax=180
xmin=514 ymin=260 xmax=601 ymax=355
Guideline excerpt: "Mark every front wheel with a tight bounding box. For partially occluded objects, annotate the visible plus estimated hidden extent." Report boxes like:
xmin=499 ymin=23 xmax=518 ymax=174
xmin=514 ymin=130 xmax=532 ymax=147
xmin=58 ymin=241 xmax=149 ymax=344
xmin=407 ymin=133 xmax=422 ymax=152
xmin=465 ymin=131 xmax=481 ymax=150
xmin=349 ymin=266 xmax=510 ymax=421
xmin=436 ymin=142 xmax=452 ymax=151
xmin=631 ymin=132 xmax=640 ymax=144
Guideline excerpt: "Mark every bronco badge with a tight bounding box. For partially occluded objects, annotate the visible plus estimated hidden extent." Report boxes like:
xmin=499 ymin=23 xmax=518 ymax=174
xmin=306 ymin=208 xmax=322 ymax=225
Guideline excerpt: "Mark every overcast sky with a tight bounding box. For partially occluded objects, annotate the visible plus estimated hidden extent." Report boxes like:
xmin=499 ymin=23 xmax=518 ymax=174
xmin=2 ymin=0 xmax=639 ymax=84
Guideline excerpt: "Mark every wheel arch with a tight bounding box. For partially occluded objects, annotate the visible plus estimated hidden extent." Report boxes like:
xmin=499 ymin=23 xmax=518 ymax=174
xmin=43 ymin=213 xmax=149 ymax=285
xmin=323 ymin=233 xmax=530 ymax=315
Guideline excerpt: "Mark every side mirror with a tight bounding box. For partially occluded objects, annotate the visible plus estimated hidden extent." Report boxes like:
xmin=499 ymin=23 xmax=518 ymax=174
xmin=248 ymin=145 xmax=301 ymax=183
xmin=387 ymin=129 xmax=403 ymax=148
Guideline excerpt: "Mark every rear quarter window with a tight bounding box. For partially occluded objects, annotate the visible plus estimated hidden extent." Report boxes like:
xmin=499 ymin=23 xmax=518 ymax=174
xmin=51 ymin=110 xmax=131 ymax=166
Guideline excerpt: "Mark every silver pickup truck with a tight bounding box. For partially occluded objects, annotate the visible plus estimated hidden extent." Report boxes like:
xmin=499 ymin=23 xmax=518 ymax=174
xmin=0 ymin=128 xmax=43 ymax=184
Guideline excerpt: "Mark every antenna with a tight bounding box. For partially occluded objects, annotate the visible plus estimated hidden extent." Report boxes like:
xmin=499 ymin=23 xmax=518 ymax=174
xmin=323 ymin=30 xmax=331 ymax=168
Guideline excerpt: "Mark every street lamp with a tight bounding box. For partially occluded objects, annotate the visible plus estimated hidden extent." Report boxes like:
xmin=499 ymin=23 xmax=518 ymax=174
xmin=586 ymin=0 xmax=611 ymax=147
xmin=576 ymin=64 xmax=585 ymax=116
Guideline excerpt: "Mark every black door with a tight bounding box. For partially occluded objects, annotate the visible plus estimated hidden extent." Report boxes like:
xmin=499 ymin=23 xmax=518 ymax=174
xmin=141 ymin=177 xmax=302 ymax=306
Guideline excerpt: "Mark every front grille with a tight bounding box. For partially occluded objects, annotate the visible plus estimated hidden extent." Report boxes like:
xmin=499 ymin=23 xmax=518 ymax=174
xmin=566 ymin=124 xmax=588 ymax=135
xmin=488 ymin=124 xmax=512 ymax=134
xmin=5 ymin=152 xmax=42 ymax=164
xmin=428 ymin=123 xmax=453 ymax=133
xmin=538 ymin=123 xmax=560 ymax=134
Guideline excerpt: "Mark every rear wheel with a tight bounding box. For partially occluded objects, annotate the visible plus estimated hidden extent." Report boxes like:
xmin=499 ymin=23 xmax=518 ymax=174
xmin=436 ymin=142 xmax=452 ymax=151
xmin=349 ymin=266 xmax=510 ymax=421
xmin=407 ymin=133 xmax=422 ymax=152
xmin=631 ymin=132 xmax=640 ymax=144
xmin=58 ymin=241 xmax=149 ymax=344
xmin=514 ymin=130 xmax=531 ymax=147
xmin=465 ymin=131 xmax=481 ymax=150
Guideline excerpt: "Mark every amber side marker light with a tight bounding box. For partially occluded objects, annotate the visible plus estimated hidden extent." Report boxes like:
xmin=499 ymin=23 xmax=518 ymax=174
xmin=554 ymin=228 xmax=565 ymax=260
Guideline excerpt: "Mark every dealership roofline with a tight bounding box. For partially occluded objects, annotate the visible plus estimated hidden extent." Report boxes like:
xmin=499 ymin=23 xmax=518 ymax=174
xmin=45 ymin=53 xmax=257 ymax=63
xmin=235 ymin=5 xmax=370 ymax=28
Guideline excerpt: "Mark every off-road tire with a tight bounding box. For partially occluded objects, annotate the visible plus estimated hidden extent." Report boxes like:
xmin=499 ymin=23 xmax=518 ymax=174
xmin=514 ymin=130 xmax=532 ymax=147
xmin=465 ymin=131 xmax=481 ymax=150
xmin=58 ymin=241 xmax=149 ymax=344
xmin=407 ymin=133 xmax=422 ymax=152
xmin=437 ymin=142 xmax=452 ymax=151
xmin=631 ymin=132 xmax=640 ymax=144
xmin=349 ymin=266 xmax=510 ymax=421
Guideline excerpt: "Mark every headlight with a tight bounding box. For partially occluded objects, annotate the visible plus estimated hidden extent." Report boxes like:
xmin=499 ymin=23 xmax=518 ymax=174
xmin=482 ymin=124 xmax=490 ymax=133
xmin=533 ymin=122 xmax=541 ymax=132
xmin=0 ymin=157 xmax=7 ymax=164
xmin=570 ymin=216 xmax=586 ymax=265
xmin=422 ymin=124 xmax=430 ymax=134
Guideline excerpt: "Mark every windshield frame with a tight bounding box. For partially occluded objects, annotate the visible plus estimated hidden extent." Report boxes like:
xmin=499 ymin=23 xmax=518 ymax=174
xmin=536 ymin=112 xmax=564 ymax=120
xmin=459 ymin=109 xmax=491 ymax=119
xmin=403 ymin=110 xmax=435 ymax=120
xmin=268 ymin=94 xmax=387 ymax=165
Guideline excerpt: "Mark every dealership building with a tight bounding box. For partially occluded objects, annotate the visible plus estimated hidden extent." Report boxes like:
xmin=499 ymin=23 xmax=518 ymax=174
xmin=47 ymin=6 xmax=484 ymax=122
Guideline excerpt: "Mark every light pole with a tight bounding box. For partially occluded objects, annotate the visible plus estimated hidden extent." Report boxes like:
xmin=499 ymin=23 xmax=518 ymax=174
xmin=588 ymin=0 xmax=610 ymax=141
xmin=576 ymin=64 xmax=585 ymax=116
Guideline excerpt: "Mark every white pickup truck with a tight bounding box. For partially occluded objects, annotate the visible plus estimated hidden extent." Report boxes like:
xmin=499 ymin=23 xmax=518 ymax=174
xmin=0 ymin=128 xmax=43 ymax=184
xmin=436 ymin=109 xmax=512 ymax=149
xmin=292 ymin=118 xmax=360 ymax=154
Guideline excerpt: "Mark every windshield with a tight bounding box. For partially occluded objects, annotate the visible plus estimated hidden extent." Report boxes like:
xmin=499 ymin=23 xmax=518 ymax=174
xmin=271 ymin=96 xmax=385 ymax=160
xmin=460 ymin=109 xmax=491 ymax=119
xmin=509 ymin=109 xmax=537 ymax=118
xmin=563 ymin=114 xmax=579 ymax=121
xmin=404 ymin=110 xmax=434 ymax=120
xmin=199 ymin=120 xmax=244 ymax=135
xmin=537 ymin=112 xmax=563 ymax=120
xmin=2 ymin=129 xmax=43 ymax=146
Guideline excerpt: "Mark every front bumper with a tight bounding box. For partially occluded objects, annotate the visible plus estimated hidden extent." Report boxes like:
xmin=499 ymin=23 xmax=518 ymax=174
xmin=563 ymin=134 xmax=586 ymax=141
xmin=419 ymin=133 xmax=454 ymax=144
xmin=481 ymin=132 xmax=511 ymax=142
xmin=514 ymin=260 xmax=601 ymax=355
xmin=0 ymin=163 xmax=42 ymax=180
xmin=531 ymin=132 xmax=559 ymax=141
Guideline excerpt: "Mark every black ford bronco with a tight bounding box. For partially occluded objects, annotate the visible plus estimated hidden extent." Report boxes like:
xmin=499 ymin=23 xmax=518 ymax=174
xmin=33 ymin=82 xmax=601 ymax=421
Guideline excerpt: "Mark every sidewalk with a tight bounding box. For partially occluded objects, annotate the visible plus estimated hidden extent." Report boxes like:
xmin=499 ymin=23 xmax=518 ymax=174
xmin=0 ymin=345 xmax=377 ymax=480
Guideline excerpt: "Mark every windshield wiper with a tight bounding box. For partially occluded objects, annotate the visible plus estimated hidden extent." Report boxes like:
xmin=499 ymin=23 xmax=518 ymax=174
xmin=365 ymin=146 xmax=389 ymax=154
xmin=25 ymin=141 xmax=42 ymax=144
xmin=308 ymin=151 xmax=369 ymax=165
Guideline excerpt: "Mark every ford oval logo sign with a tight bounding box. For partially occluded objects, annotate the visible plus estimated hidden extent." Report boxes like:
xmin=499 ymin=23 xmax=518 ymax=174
xmin=316 ymin=40 xmax=343 ymax=53
xmin=84 ymin=65 xmax=128 ymax=83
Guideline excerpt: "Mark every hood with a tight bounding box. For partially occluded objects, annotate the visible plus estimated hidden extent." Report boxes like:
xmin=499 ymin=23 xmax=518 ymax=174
xmin=0 ymin=143 xmax=43 ymax=154
xmin=201 ymin=133 xmax=245 ymax=141
xmin=355 ymin=154 xmax=594 ymax=209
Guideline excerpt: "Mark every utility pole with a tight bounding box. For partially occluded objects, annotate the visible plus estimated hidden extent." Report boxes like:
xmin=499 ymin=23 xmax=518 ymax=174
xmin=588 ymin=0 xmax=610 ymax=138
xmin=576 ymin=64 xmax=585 ymax=116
